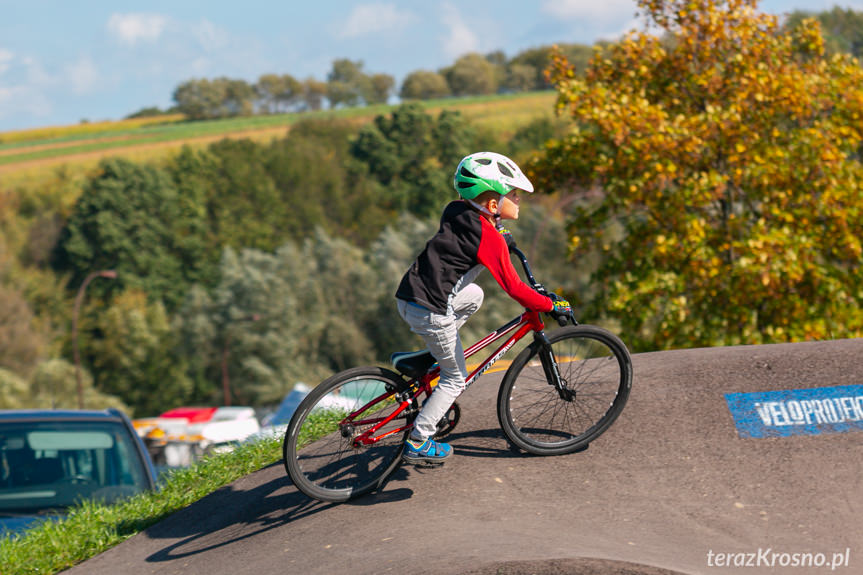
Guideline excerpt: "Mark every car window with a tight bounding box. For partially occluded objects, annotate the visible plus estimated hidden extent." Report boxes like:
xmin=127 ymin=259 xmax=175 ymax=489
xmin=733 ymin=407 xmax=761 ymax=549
xmin=0 ymin=420 xmax=150 ymax=513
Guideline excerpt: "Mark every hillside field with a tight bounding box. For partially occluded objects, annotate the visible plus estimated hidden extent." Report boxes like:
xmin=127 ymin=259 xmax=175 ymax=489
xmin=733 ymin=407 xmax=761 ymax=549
xmin=0 ymin=92 xmax=557 ymax=187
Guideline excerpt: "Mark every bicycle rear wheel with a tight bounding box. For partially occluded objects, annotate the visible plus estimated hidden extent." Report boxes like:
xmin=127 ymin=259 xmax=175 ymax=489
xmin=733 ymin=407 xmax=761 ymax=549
xmin=283 ymin=367 xmax=410 ymax=502
xmin=497 ymin=325 xmax=632 ymax=455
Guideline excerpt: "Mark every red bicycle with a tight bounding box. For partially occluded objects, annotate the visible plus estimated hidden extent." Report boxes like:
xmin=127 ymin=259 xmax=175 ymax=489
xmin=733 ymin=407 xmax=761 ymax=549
xmin=283 ymin=246 xmax=632 ymax=502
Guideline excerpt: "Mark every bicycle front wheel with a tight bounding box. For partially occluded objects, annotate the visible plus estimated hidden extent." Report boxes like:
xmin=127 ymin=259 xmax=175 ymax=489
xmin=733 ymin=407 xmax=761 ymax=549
xmin=283 ymin=367 xmax=410 ymax=502
xmin=497 ymin=325 xmax=632 ymax=455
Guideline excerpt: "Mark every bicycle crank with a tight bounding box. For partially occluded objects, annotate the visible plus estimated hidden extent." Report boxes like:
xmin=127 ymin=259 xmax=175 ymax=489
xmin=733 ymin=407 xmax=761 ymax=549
xmin=433 ymin=401 xmax=461 ymax=439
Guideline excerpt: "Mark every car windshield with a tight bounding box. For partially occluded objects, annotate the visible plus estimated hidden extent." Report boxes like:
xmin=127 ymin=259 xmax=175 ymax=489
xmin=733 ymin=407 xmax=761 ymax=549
xmin=0 ymin=420 xmax=150 ymax=513
xmin=267 ymin=390 xmax=307 ymax=427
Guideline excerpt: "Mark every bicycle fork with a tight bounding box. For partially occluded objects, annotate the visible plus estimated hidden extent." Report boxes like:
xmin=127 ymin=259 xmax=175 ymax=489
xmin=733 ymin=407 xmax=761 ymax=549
xmin=534 ymin=331 xmax=575 ymax=402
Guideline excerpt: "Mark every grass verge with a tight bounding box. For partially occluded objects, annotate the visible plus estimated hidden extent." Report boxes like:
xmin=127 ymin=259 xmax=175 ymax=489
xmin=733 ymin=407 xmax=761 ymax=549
xmin=0 ymin=436 xmax=283 ymax=575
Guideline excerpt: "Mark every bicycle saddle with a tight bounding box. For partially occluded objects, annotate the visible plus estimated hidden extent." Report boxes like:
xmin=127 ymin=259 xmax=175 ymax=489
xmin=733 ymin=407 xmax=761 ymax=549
xmin=390 ymin=350 xmax=437 ymax=379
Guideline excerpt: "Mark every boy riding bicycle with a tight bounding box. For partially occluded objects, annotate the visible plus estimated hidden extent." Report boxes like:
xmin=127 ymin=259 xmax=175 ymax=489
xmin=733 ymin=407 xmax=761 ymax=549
xmin=394 ymin=151 xmax=572 ymax=464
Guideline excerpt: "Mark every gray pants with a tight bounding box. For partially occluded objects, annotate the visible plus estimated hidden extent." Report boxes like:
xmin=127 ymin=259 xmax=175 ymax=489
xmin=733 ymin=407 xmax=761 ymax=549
xmin=397 ymin=283 xmax=484 ymax=440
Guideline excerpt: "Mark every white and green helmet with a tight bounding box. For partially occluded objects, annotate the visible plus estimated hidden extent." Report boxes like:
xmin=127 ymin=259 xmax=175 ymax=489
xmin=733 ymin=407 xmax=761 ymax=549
xmin=453 ymin=151 xmax=535 ymax=200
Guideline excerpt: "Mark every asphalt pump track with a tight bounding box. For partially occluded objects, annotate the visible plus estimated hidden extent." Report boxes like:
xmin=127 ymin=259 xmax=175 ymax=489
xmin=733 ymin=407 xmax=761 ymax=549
xmin=68 ymin=338 xmax=863 ymax=575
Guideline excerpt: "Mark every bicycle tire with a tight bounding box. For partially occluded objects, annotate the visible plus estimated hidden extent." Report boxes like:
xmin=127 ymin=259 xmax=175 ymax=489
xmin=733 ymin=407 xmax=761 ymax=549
xmin=497 ymin=324 xmax=632 ymax=455
xmin=283 ymin=367 xmax=410 ymax=502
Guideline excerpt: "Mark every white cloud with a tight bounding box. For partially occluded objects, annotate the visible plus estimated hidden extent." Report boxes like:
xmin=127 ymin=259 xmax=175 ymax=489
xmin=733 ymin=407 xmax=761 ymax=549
xmin=0 ymin=49 xmax=13 ymax=75
xmin=0 ymin=52 xmax=100 ymax=126
xmin=65 ymin=57 xmax=100 ymax=94
xmin=21 ymin=56 xmax=53 ymax=86
xmin=107 ymin=13 xmax=167 ymax=46
xmin=339 ymin=3 xmax=415 ymax=38
xmin=190 ymin=57 xmax=212 ymax=76
xmin=540 ymin=0 xmax=642 ymax=42
xmin=439 ymin=3 xmax=479 ymax=60
xmin=541 ymin=0 xmax=639 ymax=25
xmin=0 ymin=85 xmax=52 ymax=122
xmin=193 ymin=19 xmax=228 ymax=52
xmin=0 ymin=86 xmax=11 ymax=107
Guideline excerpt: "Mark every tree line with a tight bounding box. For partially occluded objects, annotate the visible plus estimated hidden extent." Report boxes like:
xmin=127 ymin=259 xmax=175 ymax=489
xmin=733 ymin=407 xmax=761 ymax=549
xmin=130 ymin=44 xmax=599 ymax=121
xmin=1 ymin=102 xmax=572 ymax=415
xmin=3 ymin=1 xmax=862 ymax=416
xmin=127 ymin=6 xmax=863 ymax=122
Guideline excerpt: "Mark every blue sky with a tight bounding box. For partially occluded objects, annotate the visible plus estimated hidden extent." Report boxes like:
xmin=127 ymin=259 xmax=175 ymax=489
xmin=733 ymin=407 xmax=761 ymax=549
xmin=0 ymin=1 xmax=855 ymax=132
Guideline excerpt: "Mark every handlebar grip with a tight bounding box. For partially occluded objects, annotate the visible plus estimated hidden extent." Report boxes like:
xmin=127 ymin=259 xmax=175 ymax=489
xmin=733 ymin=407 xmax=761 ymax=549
xmin=557 ymin=315 xmax=569 ymax=327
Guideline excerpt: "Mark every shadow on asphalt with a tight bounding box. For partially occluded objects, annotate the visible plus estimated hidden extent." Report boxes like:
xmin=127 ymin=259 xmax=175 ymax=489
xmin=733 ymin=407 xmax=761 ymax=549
xmin=444 ymin=427 xmax=588 ymax=458
xmin=143 ymin=425 xmax=581 ymax=565
xmin=68 ymin=340 xmax=863 ymax=575
xmin=444 ymin=427 xmax=528 ymax=458
xmin=144 ymin=464 xmax=414 ymax=564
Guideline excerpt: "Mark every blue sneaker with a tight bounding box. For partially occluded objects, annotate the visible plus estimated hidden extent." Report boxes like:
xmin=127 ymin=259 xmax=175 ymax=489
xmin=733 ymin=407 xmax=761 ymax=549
xmin=402 ymin=437 xmax=452 ymax=464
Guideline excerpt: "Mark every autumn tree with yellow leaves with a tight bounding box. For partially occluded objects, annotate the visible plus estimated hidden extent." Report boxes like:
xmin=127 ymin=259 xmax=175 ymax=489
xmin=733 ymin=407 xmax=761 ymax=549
xmin=532 ymin=0 xmax=863 ymax=350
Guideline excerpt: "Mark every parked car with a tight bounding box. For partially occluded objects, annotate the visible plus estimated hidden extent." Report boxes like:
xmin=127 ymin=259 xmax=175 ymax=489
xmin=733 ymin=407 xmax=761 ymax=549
xmin=0 ymin=408 xmax=158 ymax=538
xmin=260 ymin=384 xmax=311 ymax=429
xmin=250 ymin=384 xmax=312 ymax=442
xmin=133 ymin=406 xmax=262 ymax=468
xmin=249 ymin=381 xmax=373 ymax=443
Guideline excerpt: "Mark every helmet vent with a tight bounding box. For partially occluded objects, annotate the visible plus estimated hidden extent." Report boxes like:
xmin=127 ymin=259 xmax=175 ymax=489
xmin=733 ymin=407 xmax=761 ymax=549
xmin=475 ymin=158 xmax=492 ymax=165
xmin=460 ymin=166 xmax=478 ymax=178
xmin=457 ymin=181 xmax=474 ymax=189
xmin=497 ymin=162 xmax=514 ymax=178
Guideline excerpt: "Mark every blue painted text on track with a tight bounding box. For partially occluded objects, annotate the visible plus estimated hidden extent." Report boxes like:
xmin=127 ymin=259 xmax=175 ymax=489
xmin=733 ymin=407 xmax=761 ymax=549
xmin=724 ymin=385 xmax=863 ymax=438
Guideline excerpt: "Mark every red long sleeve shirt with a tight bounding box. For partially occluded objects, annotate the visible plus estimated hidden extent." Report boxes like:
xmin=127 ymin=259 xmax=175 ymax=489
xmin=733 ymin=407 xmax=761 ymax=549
xmin=396 ymin=201 xmax=553 ymax=314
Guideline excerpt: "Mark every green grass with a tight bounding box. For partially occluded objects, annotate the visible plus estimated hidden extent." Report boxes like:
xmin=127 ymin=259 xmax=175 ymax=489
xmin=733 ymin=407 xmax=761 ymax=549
xmin=0 ymin=115 xmax=186 ymax=145
xmin=0 ymin=362 xmax=415 ymax=573
xmin=0 ymin=92 xmax=556 ymax=167
xmin=0 ymin=436 xmax=283 ymax=575
xmin=296 ymin=409 xmax=347 ymax=448
xmin=0 ymin=111 xmax=334 ymax=151
xmin=0 ymin=115 xmax=301 ymax=165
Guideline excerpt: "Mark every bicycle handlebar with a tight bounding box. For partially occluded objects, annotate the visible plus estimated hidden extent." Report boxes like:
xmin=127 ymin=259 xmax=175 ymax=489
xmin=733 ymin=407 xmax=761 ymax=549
xmin=509 ymin=242 xmax=575 ymax=327
xmin=509 ymin=245 xmax=541 ymax=290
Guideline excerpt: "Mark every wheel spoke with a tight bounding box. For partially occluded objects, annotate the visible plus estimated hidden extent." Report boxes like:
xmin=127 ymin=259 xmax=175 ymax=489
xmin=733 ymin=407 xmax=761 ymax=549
xmin=284 ymin=369 xmax=409 ymax=502
xmin=499 ymin=326 xmax=631 ymax=454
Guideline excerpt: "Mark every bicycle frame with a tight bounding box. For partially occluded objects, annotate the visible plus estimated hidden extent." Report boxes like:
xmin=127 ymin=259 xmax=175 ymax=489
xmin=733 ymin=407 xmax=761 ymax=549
xmin=342 ymin=245 xmax=567 ymax=448
xmin=344 ymin=309 xmax=551 ymax=448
